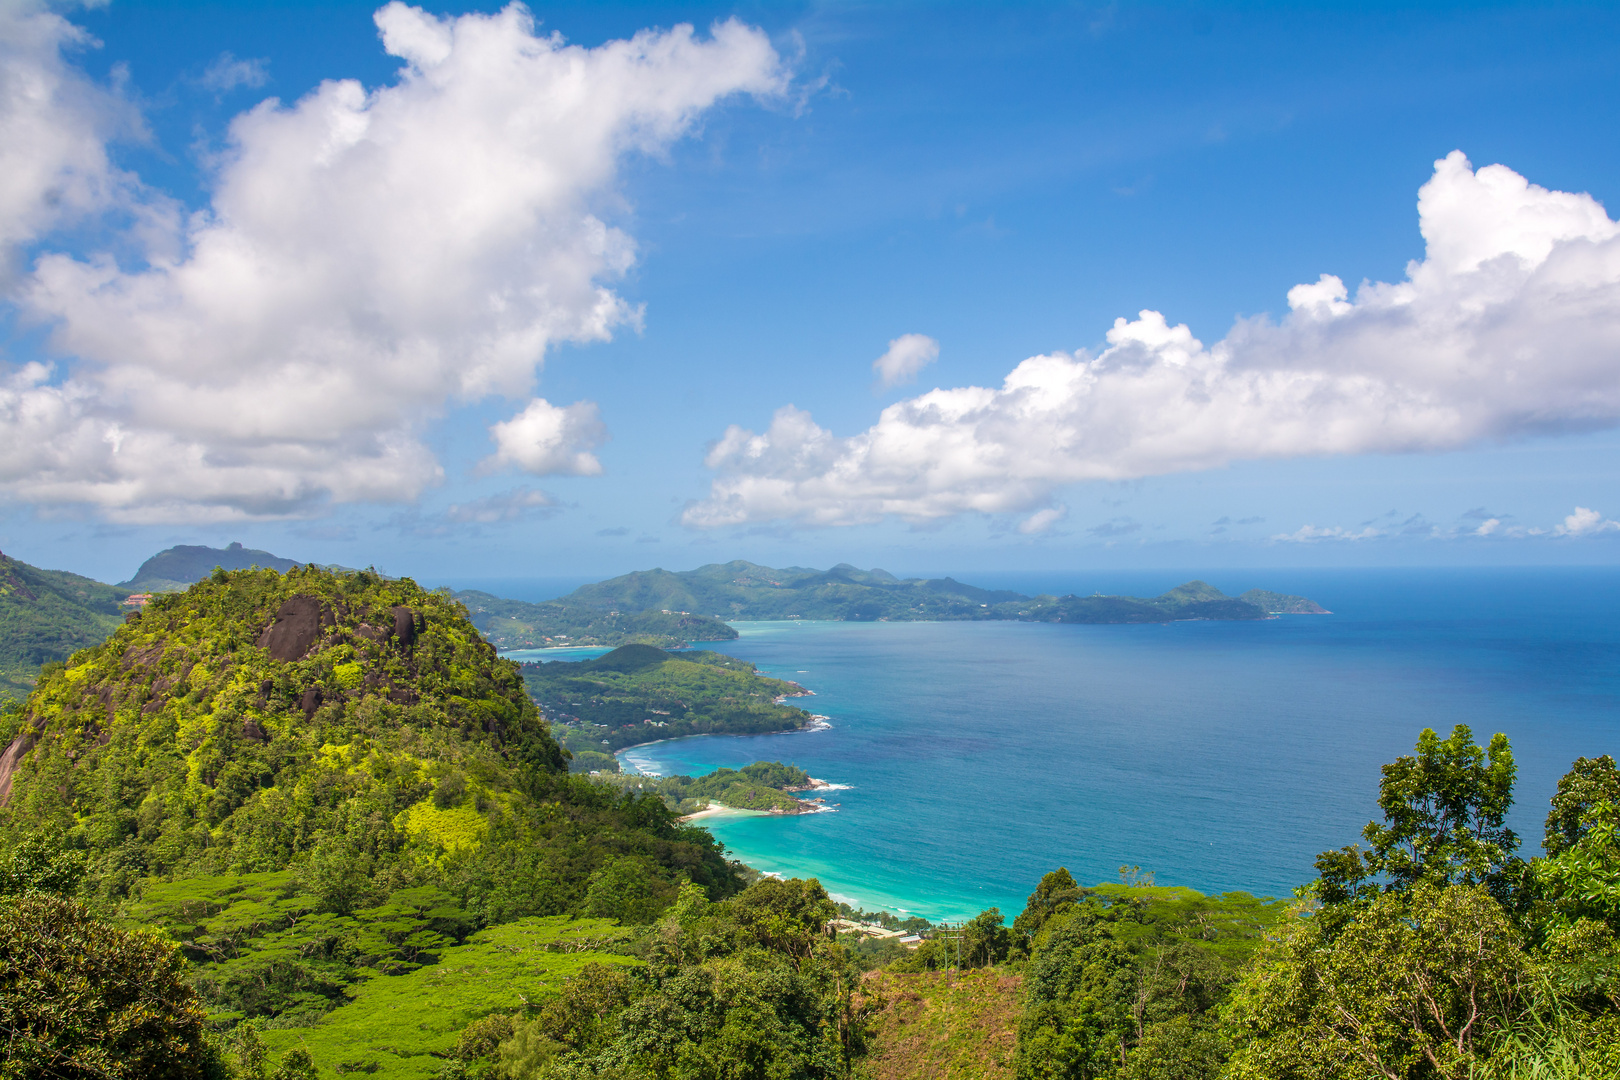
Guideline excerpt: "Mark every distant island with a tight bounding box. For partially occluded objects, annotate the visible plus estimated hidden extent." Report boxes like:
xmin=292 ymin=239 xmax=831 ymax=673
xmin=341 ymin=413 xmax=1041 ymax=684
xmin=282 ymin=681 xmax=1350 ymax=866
xmin=555 ymin=560 xmax=1328 ymax=625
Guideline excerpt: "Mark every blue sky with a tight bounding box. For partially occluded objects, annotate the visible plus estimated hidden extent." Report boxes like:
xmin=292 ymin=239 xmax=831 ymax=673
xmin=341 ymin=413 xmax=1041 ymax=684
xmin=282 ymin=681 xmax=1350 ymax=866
xmin=3 ymin=0 xmax=1620 ymax=586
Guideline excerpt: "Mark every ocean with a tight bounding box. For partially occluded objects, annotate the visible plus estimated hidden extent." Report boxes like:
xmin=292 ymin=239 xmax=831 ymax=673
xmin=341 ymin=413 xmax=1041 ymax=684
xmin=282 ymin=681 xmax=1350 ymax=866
xmin=570 ymin=568 xmax=1620 ymax=923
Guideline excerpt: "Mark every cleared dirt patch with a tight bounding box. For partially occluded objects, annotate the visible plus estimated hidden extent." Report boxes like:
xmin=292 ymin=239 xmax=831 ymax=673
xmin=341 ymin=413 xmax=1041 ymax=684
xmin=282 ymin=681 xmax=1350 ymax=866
xmin=862 ymin=969 xmax=1022 ymax=1080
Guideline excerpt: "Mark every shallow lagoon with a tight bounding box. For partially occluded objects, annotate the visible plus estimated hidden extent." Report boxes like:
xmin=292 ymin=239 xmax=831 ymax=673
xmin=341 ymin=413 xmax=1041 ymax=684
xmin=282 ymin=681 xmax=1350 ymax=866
xmin=617 ymin=568 xmax=1620 ymax=921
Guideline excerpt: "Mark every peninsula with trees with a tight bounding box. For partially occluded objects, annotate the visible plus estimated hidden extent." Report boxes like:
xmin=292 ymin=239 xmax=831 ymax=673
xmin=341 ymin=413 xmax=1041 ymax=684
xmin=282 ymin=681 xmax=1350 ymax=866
xmin=518 ymin=643 xmax=816 ymax=773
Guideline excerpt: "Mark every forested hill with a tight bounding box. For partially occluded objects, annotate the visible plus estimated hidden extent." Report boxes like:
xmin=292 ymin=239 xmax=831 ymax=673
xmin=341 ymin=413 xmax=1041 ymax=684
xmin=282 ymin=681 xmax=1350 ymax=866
xmin=118 ymin=540 xmax=302 ymax=592
xmin=561 ymin=560 xmax=1328 ymax=623
xmin=0 ymin=551 xmax=129 ymax=702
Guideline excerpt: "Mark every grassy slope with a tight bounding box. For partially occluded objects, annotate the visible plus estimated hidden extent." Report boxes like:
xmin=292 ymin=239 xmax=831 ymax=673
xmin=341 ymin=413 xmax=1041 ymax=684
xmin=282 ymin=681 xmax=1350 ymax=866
xmin=863 ymin=970 xmax=1023 ymax=1080
xmin=453 ymin=590 xmax=737 ymax=650
xmin=259 ymin=917 xmax=638 ymax=1080
xmin=0 ymin=551 xmax=127 ymax=702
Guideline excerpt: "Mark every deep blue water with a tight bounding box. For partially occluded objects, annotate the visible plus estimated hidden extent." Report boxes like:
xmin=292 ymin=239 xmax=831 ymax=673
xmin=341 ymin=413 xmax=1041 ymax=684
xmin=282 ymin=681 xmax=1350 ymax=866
xmin=591 ymin=568 xmax=1620 ymax=922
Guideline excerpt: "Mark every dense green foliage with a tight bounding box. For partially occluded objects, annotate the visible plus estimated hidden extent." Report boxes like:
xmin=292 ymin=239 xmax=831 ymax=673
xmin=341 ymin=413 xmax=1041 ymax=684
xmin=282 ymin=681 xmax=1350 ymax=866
xmin=120 ymin=542 xmax=302 ymax=593
xmin=521 ymin=644 xmax=814 ymax=768
xmin=560 ymin=561 xmax=1324 ymax=625
xmin=597 ymin=760 xmax=818 ymax=815
xmin=446 ymin=877 xmax=870 ymax=1080
xmin=1222 ymin=728 xmax=1620 ymax=1080
xmin=1008 ymin=880 xmax=1282 ymax=1080
xmin=0 ymin=568 xmax=746 ymax=1051
xmin=0 ymin=892 xmax=221 ymax=1080
xmin=454 ymin=591 xmax=737 ymax=651
xmin=1314 ymin=724 xmax=1523 ymax=913
xmin=0 ymin=550 xmax=128 ymax=701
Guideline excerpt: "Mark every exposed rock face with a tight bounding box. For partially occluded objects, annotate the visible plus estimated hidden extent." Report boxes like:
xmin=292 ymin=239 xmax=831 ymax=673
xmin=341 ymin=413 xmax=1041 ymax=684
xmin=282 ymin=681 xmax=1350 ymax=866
xmin=258 ymin=595 xmax=332 ymax=661
xmin=392 ymin=606 xmax=416 ymax=647
xmin=0 ymin=727 xmax=41 ymax=806
xmin=299 ymin=688 xmax=322 ymax=718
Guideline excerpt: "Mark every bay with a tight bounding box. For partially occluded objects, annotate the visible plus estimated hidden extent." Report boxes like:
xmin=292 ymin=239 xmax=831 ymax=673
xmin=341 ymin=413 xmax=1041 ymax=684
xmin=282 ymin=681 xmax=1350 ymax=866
xmin=615 ymin=568 xmax=1620 ymax=922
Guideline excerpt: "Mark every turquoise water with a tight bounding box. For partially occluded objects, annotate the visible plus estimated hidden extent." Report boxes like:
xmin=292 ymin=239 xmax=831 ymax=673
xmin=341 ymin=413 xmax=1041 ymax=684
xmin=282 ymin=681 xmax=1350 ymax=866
xmin=502 ymin=645 xmax=612 ymax=663
xmin=614 ymin=569 xmax=1620 ymax=922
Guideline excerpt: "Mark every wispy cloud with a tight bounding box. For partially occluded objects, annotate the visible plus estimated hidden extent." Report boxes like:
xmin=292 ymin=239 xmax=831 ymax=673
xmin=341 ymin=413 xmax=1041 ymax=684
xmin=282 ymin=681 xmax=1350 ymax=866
xmin=444 ymin=486 xmax=556 ymax=524
xmin=1554 ymin=506 xmax=1620 ymax=537
xmin=1018 ymin=505 xmax=1066 ymax=534
xmin=872 ymin=333 xmax=939 ymax=390
xmin=198 ymin=52 xmax=269 ymax=96
xmin=1273 ymin=506 xmax=1620 ymax=543
xmin=1088 ymin=517 xmax=1141 ymax=538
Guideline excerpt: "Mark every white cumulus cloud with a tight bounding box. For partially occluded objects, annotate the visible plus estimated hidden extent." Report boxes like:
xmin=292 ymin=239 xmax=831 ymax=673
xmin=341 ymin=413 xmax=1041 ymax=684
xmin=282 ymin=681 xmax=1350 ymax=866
xmin=872 ymin=333 xmax=939 ymax=389
xmin=1554 ymin=506 xmax=1620 ymax=537
xmin=685 ymin=152 xmax=1620 ymax=528
xmin=3 ymin=2 xmax=783 ymax=522
xmin=484 ymin=397 xmax=607 ymax=476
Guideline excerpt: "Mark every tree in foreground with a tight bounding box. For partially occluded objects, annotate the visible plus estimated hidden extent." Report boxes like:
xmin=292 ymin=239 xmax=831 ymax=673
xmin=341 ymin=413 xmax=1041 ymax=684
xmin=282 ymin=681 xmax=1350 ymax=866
xmin=1222 ymin=882 xmax=1527 ymax=1079
xmin=0 ymin=893 xmax=220 ymax=1080
xmin=1314 ymin=724 xmax=1522 ymax=912
xmin=1224 ymin=728 xmax=1620 ymax=1080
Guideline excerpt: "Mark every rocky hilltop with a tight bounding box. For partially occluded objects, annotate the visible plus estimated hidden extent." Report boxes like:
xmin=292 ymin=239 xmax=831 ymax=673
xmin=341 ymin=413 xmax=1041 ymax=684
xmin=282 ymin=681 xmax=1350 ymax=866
xmin=0 ymin=565 xmax=733 ymax=900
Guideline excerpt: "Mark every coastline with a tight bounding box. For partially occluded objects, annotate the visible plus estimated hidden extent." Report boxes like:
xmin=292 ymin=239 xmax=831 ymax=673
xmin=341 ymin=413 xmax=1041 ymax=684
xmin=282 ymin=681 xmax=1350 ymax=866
xmin=614 ymin=714 xmax=833 ymax=774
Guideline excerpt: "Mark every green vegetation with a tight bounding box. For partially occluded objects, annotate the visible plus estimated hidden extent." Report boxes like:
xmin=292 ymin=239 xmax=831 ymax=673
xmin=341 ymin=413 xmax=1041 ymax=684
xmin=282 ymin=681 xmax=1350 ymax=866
xmin=120 ymin=542 xmax=302 ymax=593
xmin=252 ymin=916 xmax=640 ymax=1080
xmin=1220 ymin=730 xmax=1620 ymax=1080
xmin=453 ymin=590 xmax=736 ymax=651
xmin=1009 ymin=879 xmax=1283 ymax=1079
xmin=0 ymin=891 xmax=222 ymax=1080
xmin=520 ymin=643 xmax=814 ymax=768
xmin=598 ymin=760 xmax=819 ymax=815
xmin=443 ymin=877 xmax=870 ymax=1080
xmin=559 ymin=561 xmax=1325 ymax=625
xmin=0 ymin=567 xmax=752 ymax=1072
xmin=0 ymin=549 xmax=130 ymax=703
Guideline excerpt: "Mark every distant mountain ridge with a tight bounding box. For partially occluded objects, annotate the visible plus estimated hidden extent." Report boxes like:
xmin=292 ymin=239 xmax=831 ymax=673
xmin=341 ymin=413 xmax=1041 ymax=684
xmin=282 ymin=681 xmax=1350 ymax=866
xmin=561 ymin=560 xmax=1328 ymax=624
xmin=118 ymin=541 xmax=301 ymax=592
